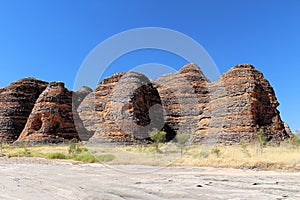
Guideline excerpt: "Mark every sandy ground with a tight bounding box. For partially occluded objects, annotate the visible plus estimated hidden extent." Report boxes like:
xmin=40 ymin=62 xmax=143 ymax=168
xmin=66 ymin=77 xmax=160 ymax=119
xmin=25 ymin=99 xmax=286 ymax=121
xmin=0 ymin=157 xmax=299 ymax=200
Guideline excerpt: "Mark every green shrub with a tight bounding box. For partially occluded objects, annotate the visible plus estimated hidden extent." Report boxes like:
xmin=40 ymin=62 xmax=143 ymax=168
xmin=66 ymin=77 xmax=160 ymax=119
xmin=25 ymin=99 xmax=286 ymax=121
xmin=46 ymin=152 xmax=68 ymax=159
xmin=80 ymin=147 xmax=89 ymax=152
xmin=73 ymin=152 xmax=98 ymax=163
xmin=149 ymin=129 xmax=166 ymax=153
xmin=7 ymin=149 xmax=32 ymax=158
xmin=68 ymin=139 xmax=87 ymax=155
xmin=211 ymin=147 xmax=221 ymax=158
xmin=68 ymin=139 xmax=79 ymax=154
xmin=72 ymin=152 xmax=115 ymax=163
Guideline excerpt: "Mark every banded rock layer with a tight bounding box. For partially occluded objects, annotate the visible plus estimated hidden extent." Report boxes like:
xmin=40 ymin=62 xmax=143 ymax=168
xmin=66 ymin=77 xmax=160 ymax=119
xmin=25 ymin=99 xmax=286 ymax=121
xmin=155 ymin=64 xmax=210 ymax=136
xmin=16 ymin=82 xmax=85 ymax=144
xmin=156 ymin=64 xmax=289 ymax=143
xmin=0 ymin=78 xmax=48 ymax=142
xmin=207 ymin=64 xmax=288 ymax=142
xmin=78 ymin=72 xmax=167 ymax=144
xmin=0 ymin=63 xmax=291 ymax=145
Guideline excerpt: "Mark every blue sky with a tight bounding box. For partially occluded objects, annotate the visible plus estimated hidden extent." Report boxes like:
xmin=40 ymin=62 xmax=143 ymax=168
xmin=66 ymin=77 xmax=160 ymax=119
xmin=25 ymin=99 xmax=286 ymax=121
xmin=0 ymin=0 xmax=299 ymax=131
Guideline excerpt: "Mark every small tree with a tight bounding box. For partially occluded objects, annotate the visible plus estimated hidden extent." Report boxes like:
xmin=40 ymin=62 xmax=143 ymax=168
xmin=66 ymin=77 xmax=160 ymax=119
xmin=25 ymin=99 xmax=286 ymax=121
xmin=150 ymin=129 xmax=166 ymax=153
xmin=256 ymin=128 xmax=268 ymax=153
xmin=211 ymin=147 xmax=221 ymax=158
xmin=68 ymin=138 xmax=81 ymax=155
xmin=176 ymin=133 xmax=189 ymax=156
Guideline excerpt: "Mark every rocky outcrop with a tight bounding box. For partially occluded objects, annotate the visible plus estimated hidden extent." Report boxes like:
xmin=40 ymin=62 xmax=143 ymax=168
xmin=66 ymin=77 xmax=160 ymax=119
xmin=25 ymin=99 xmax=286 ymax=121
xmin=0 ymin=63 xmax=290 ymax=145
xmin=78 ymin=72 xmax=166 ymax=144
xmin=76 ymin=64 xmax=289 ymax=144
xmin=155 ymin=64 xmax=289 ymax=144
xmin=206 ymin=64 xmax=289 ymax=143
xmin=78 ymin=73 xmax=126 ymax=136
xmin=155 ymin=64 xmax=210 ymax=136
xmin=0 ymin=78 xmax=48 ymax=143
xmin=16 ymin=82 xmax=86 ymax=144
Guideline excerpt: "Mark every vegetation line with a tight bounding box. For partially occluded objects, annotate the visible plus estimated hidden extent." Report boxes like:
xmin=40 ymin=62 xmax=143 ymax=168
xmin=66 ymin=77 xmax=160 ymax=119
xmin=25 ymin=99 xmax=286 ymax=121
xmin=1 ymin=131 xmax=299 ymax=171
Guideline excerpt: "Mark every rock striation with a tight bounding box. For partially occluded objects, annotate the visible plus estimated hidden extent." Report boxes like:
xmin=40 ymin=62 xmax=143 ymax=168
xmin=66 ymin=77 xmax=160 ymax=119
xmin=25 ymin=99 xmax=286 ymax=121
xmin=78 ymin=73 xmax=126 ymax=138
xmin=0 ymin=63 xmax=291 ymax=145
xmin=155 ymin=64 xmax=289 ymax=144
xmin=16 ymin=82 xmax=85 ymax=144
xmin=78 ymin=72 xmax=166 ymax=144
xmin=155 ymin=64 xmax=210 ymax=136
xmin=207 ymin=64 xmax=288 ymax=143
xmin=0 ymin=78 xmax=48 ymax=143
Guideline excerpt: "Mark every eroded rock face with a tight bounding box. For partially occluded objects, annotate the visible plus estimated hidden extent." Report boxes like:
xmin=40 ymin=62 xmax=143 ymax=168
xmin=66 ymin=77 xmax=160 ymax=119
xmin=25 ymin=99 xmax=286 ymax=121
xmin=1 ymin=63 xmax=288 ymax=145
xmin=78 ymin=72 xmax=165 ymax=144
xmin=156 ymin=64 xmax=289 ymax=144
xmin=0 ymin=78 xmax=48 ymax=143
xmin=155 ymin=64 xmax=210 ymax=136
xmin=206 ymin=64 xmax=289 ymax=143
xmin=78 ymin=73 xmax=126 ymax=136
xmin=16 ymin=82 xmax=84 ymax=144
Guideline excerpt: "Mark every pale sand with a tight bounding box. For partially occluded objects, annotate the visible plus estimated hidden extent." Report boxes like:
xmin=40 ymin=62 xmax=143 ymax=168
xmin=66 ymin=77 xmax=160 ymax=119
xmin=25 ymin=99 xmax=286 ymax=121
xmin=0 ymin=157 xmax=299 ymax=200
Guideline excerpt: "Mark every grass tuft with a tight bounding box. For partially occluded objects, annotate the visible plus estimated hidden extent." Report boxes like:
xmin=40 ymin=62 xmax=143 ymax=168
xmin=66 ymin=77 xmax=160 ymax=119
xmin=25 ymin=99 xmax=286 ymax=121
xmin=72 ymin=152 xmax=98 ymax=163
xmin=46 ymin=152 xmax=68 ymax=160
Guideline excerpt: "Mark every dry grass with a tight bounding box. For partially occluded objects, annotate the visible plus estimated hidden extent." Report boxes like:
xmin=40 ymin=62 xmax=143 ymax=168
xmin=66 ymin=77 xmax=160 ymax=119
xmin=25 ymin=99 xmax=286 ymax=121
xmin=172 ymin=144 xmax=300 ymax=171
xmin=0 ymin=144 xmax=114 ymax=163
xmin=88 ymin=142 xmax=300 ymax=171
xmin=1 ymin=142 xmax=300 ymax=171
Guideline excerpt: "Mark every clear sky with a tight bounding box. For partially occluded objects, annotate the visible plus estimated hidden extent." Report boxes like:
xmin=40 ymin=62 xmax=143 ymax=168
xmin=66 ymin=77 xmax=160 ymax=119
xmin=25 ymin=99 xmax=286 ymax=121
xmin=0 ymin=0 xmax=299 ymax=131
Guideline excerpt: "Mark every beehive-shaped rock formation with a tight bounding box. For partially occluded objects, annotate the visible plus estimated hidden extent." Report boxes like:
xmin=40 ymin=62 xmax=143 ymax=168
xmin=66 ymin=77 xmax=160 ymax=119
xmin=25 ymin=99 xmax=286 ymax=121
xmin=78 ymin=72 xmax=165 ymax=144
xmin=155 ymin=64 xmax=210 ymax=136
xmin=155 ymin=64 xmax=289 ymax=143
xmin=206 ymin=64 xmax=289 ymax=143
xmin=0 ymin=78 xmax=48 ymax=143
xmin=16 ymin=82 xmax=85 ymax=144
xmin=76 ymin=64 xmax=290 ymax=144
